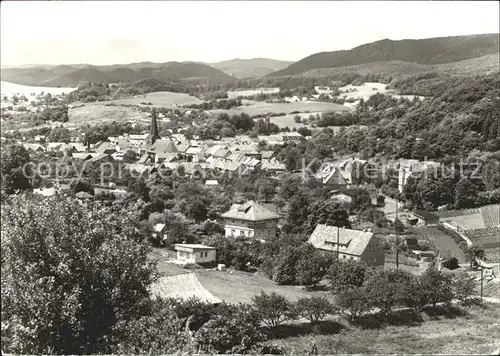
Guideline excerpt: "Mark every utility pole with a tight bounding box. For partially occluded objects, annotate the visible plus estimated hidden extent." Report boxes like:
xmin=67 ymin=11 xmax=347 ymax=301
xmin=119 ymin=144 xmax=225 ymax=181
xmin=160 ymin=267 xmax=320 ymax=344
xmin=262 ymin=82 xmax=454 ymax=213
xmin=480 ymin=267 xmax=484 ymax=301
xmin=337 ymin=225 xmax=340 ymax=257
xmin=395 ymin=199 xmax=399 ymax=270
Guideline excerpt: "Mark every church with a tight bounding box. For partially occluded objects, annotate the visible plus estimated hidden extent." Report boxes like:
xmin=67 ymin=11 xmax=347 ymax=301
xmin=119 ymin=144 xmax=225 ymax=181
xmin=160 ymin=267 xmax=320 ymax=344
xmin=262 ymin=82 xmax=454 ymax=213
xmin=139 ymin=108 xmax=179 ymax=164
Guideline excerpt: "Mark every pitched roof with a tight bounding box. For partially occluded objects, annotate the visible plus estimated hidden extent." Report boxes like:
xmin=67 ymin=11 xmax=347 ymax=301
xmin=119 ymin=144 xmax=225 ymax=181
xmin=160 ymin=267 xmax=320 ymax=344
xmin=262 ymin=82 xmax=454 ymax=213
xmin=308 ymin=224 xmax=375 ymax=256
xmin=151 ymin=138 xmax=178 ymax=153
xmin=221 ymin=200 xmax=280 ymax=221
xmin=413 ymin=210 xmax=439 ymax=220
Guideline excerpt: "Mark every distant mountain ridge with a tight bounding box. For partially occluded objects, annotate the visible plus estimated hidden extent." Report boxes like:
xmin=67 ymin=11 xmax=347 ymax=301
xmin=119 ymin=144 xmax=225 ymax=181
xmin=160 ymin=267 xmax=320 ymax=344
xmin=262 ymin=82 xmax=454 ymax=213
xmin=269 ymin=33 xmax=500 ymax=77
xmin=209 ymin=58 xmax=293 ymax=78
xmin=1 ymin=62 xmax=235 ymax=87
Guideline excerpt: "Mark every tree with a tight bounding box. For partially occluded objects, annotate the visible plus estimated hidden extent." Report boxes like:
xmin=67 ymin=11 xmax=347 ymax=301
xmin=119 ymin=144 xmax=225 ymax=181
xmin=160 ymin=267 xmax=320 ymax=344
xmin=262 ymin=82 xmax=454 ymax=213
xmin=112 ymin=299 xmax=192 ymax=354
xmin=420 ymin=267 xmax=454 ymax=308
xmin=364 ymin=269 xmax=413 ymax=315
xmin=122 ymin=150 xmax=138 ymax=163
xmin=328 ymin=259 xmax=368 ymax=294
xmin=452 ymin=272 xmax=477 ymax=306
xmin=258 ymin=178 xmax=276 ymax=202
xmin=1 ymin=144 xmax=32 ymax=195
xmin=296 ymin=244 xmax=334 ymax=287
xmin=461 ymin=243 xmax=485 ymax=269
xmin=295 ymin=296 xmax=335 ymax=324
xmin=1 ymin=195 xmax=157 ymax=354
xmin=186 ymin=198 xmax=208 ymax=223
xmin=305 ymin=200 xmax=351 ymax=235
xmin=337 ymin=286 xmax=372 ymax=322
xmin=251 ymin=292 xmax=295 ymax=329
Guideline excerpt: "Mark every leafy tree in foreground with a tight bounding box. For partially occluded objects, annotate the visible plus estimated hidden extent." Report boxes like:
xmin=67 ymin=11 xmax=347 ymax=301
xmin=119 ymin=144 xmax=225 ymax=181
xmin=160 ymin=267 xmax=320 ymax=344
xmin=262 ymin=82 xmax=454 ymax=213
xmin=251 ymin=292 xmax=296 ymax=329
xmin=1 ymin=144 xmax=32 ymax=195
xmin=328 ymin=259 xmax=368 ymax=294
xmin=337 ymin=286 xmax=372 ymax=322
xmin=1 ymin=195 xmax=157 ymax=354
xmin=295 ymin=296 xmax=335 ymax=324
xmin=296 ymin=244 xmax=335 ymax=287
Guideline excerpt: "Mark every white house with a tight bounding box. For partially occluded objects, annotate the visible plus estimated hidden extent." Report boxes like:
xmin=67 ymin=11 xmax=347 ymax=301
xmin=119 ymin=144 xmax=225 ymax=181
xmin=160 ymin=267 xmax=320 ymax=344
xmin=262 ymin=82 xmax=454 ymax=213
xmin=174 ymin=244 xmax=217 ymax=267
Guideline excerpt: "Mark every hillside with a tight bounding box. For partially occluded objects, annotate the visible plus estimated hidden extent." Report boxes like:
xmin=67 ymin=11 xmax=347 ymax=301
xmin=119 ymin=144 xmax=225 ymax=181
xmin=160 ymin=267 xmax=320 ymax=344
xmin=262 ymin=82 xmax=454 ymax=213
xmin=269 ymin=33 xmax=500 ymax=77
xmin=209 ymin=58 xmax=293 ymax=78
xmin=0 ymin=62 xmax=236 ymax=87
xmin=300 ymin=54 xmax=500 ymax=78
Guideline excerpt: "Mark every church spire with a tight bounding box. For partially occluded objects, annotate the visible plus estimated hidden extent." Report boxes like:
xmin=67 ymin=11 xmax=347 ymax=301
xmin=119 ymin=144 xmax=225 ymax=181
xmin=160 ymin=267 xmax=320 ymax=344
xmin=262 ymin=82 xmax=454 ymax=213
xmin=148 ymin=108 xmax=160 ymax=145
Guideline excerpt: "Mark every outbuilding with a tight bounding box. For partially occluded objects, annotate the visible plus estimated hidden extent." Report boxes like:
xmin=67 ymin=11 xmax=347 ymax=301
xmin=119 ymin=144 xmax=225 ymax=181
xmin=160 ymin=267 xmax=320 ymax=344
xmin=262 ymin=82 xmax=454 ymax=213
xmin=174 ymin=244 xmax=216 ymax=267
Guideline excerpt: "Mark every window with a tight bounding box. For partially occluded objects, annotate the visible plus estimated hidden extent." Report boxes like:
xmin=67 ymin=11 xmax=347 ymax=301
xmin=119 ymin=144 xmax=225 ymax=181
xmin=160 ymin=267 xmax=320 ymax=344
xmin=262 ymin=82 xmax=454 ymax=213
xmin=232 ymin=219 xmax=235 ymax=223
xmin=343 ymin=255 xmax=346 ymax=260
xmin=232 ymin=229 xmax=235 ymax=236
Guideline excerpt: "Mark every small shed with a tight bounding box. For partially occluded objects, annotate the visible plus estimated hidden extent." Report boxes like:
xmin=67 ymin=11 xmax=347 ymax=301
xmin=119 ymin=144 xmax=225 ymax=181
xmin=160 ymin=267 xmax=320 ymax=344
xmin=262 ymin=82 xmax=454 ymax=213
xmin=174 ymin=244 xmax=216 ymax=267
xmin=413 ymin=210 xmax=439 ymax=226
xmin=153 ymin=223 xmax=167 ymax=242
xmin=205 ymin=180 xmax=219 ymax=187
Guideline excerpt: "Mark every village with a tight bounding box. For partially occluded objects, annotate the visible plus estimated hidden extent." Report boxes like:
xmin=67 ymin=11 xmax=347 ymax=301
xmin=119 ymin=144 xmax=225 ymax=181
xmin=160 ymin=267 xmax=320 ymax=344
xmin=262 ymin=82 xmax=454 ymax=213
xmin=1 ymin=2 xmax=500 ymax=352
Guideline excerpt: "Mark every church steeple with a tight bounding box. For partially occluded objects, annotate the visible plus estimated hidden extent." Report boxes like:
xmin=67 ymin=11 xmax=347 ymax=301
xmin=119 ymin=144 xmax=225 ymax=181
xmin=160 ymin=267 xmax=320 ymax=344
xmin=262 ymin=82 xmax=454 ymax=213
xmin=147 ymin=108 xmax=160 ymax=145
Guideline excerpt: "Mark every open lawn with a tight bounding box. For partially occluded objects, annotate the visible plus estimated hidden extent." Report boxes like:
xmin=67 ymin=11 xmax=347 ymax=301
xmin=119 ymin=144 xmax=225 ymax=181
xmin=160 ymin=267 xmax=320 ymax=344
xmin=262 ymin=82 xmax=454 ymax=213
xmin=99 ymin=91 xmax=203 ymax=107
xmin=195 ymin=269 xmax=335 ymax=304
xmin=209 ymin=101 xmax=350 ymax=117
xmin=227 ymin=87 xmax=280 ymax=99
xmin=269 ymin=303 xmax=500 ymax=355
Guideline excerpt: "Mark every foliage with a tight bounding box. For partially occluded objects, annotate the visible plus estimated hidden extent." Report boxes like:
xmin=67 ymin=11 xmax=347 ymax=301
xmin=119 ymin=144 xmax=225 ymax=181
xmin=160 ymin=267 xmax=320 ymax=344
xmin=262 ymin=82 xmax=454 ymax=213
xmin=296 ymin=244 xmax=335 ymax=287
xmin=194 ymin=303 xmax=265 ymax=354
xmin=251 ymin=292 xmax=296 ymax=329
xmin=364 ymin=269 xmax=414 ymax=315
xmin=337 ymin=286 xmax=373 ymax=322
xmin=295 ymin=296 xmax=335 ymax=324
xmin=1 ymin=195 xmax=157 ymax=354
xmin=304 ymin=200 xmax=351 ymax=235
xmin=328 ymin=259 xmax=368 ymax=294
xmin=420 ymin=267 xmax=454 ymax=307
xmin=1 ymin=144 xmax=32 ymax=195
xmin=452 ymin=272 xmax=477 ymax=306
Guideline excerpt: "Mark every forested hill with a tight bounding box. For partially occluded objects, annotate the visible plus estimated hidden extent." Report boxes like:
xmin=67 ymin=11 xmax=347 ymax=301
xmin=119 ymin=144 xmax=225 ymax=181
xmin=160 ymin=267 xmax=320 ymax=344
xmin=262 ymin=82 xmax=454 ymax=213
xmin=269 ymin=33 xmax=500 ymax=77
xmin=209 ymin=58 xmax=293 ymax=78
xmin=0 ymin=62 xmax=236 ymax=87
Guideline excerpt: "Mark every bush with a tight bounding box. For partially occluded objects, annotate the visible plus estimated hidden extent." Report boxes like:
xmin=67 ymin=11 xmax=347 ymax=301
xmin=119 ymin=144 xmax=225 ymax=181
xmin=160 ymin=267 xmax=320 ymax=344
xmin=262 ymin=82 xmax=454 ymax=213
xmin=194 ymin=303 xmax=265 ymax=354
xmin=295 ymin=296 xmax=335 ymax=324
xmin=251 ymin=292 xmax=296 ymax=329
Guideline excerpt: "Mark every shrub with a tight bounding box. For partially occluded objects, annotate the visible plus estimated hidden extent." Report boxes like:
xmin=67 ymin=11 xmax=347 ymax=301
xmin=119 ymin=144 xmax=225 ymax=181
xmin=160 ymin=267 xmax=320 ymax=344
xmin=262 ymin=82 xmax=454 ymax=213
xmin=295 ymin=296 xmax=335 ymax=324
xmin=194 ymin=303 xmax=265 ymax=354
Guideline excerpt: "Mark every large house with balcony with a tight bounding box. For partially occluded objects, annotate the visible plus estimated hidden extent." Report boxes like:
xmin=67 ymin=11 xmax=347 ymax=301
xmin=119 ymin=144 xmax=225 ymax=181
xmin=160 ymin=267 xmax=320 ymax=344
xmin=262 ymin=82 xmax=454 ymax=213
xmin=221 ymin=200 xmax=280 ymax=239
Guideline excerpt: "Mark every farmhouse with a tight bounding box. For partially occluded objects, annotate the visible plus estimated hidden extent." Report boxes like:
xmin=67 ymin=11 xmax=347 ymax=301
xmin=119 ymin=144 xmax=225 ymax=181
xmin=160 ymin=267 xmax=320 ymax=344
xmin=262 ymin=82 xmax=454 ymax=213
xmin=308 ymin=224 xmax=385 ymax=268
xmin=174 ymin=244 xmax=217 ymax=267
xmin=221 ymin=200 xmax=280 ymax=239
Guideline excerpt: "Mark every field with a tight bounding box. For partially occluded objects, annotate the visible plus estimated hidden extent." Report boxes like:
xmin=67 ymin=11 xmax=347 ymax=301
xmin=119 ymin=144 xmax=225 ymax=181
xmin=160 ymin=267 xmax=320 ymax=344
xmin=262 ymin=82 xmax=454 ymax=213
xmin=227 ymin=87 xmax=280 ymax=99
xmin=270 ymin=303 xmax=500 ymax=354
xmin=195 ymin=269 xmax=335 ymax=304
xmin=99 ymin=91 xmax=203 ymax=107
xmin=68 ymin=104 xmax=151 ymax=127
xmin=338 ymin=82 xmax=424 ymax=101
xmin=1 ymin=80 xmax=76 ymax=97
xmin=209 ymin=101 xmax=350 ymax=117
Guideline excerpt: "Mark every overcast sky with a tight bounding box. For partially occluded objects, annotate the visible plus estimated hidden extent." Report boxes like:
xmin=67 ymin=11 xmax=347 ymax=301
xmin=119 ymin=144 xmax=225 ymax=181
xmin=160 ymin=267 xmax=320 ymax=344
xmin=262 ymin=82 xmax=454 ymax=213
xmin=1 ymin=1 xmax=498 ymax=66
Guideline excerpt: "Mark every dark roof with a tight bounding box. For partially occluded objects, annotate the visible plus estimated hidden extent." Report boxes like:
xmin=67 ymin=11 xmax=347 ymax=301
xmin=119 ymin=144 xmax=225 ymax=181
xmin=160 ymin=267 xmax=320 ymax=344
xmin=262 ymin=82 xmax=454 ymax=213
xmin=414 ymin=210 xmax=439 ymax=220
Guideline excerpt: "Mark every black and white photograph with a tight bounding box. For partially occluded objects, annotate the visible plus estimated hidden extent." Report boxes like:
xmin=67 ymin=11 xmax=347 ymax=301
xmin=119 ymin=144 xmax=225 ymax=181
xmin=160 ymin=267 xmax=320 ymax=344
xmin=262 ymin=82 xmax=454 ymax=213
xmin=1 ymin=1 xmax=499 ymax=354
